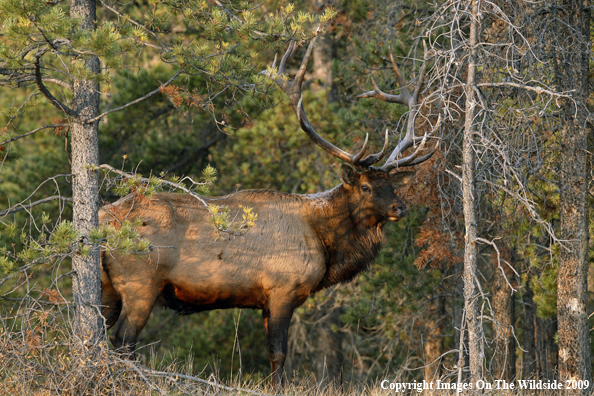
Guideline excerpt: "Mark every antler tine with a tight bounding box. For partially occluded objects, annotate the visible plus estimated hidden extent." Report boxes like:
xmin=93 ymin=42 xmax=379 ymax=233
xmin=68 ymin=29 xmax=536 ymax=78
xmin=356 ymin=46 xmax=414 ymax=105
xmin=357 ymin=129 xmax=390 ymax=167
xmin=356 ymin=41 xmax=434 ymax=172
xmin=351 ymin=133 xmax=369 ymax=164
xmin=356 ymin=76 xmax=412 ymax=105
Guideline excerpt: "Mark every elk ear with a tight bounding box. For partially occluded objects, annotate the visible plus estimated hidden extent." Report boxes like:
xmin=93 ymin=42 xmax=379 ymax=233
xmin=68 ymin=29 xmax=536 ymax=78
xmin=389 ymin=171 xmax=415 ymax=190
xmin=341 ymin=164 xmax=359 ymax=186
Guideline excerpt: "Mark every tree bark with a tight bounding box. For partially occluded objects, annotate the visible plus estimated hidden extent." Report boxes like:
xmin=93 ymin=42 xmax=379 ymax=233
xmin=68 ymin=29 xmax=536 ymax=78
xmin=491 ymin=248 xmax=516 ymax=381
xmin=461 ymin=0 xmax=485 ymax=384
xmin=554 ymin=0 xmax=591 ymax=392
xmin=70 ymin=0 xmax=102 ymax=346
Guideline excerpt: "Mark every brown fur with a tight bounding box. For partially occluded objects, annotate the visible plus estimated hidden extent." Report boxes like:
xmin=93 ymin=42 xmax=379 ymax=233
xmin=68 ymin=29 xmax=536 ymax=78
xmin=100 ymin=166 xmax=414 ymax=387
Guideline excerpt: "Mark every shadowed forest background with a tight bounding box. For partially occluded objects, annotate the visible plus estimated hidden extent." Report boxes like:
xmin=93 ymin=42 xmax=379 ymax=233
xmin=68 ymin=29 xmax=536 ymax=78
xmin=1 ymin=0 xmax=593 ymax=393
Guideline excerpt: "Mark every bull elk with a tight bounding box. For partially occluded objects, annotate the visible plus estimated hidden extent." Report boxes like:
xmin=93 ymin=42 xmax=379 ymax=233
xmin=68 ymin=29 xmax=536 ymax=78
xmin=100 ymin=40 xmax=434 ymax=388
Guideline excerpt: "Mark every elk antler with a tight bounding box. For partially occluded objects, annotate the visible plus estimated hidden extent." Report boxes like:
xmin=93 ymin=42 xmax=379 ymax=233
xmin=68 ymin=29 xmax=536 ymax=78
xmin=265 ymin=40 xmax=389 ymax=168
xmin=357 ymin=42 xmax=435 ymax=172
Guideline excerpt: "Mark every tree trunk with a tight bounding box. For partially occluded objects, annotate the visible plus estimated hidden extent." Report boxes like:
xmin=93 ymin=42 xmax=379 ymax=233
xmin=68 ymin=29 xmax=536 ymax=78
xmin=554 ymin=0 xmax=591 ymax=392
xmin=70 ymin=0 xmax=102 ymax=346
xmin=461 ymin=0 xmax=485 ymax=384
xmin=536 ymin=318 xmax=558 ymax=380
xmin=522 ymin=280 xmax=537 ymax=379
xmin=491 ymin=248 xmax=516 ymax=381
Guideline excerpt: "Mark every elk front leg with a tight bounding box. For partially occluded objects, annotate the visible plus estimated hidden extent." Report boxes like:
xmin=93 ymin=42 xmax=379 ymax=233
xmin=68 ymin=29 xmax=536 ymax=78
xmin=109 ymin=281 xmax=159 ymax=359
xmin=262 ymin=302 xmax=294 ymax=391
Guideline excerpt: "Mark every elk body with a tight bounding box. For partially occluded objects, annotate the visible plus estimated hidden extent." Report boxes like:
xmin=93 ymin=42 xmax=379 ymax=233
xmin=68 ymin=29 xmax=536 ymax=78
xmin=100 ymin=40 xmax=433 ymax=388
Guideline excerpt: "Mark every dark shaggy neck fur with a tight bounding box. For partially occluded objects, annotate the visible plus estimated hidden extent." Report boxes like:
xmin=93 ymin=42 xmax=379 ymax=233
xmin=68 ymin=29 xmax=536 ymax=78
xmin=306 ymin=186 xmax=385 ymax=291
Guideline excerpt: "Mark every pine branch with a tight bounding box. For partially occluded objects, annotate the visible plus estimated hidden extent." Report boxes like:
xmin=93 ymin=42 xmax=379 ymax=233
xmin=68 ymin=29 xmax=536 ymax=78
xmin=85 ymin=71 xmax=181 ymax=124
xmin=33 ymin=52 xmax=76 ymax=117
xmin=0 ymin=196 xmax=73 ymax=217
xmin=0 ymin=124 xmax=69 ymax=146
xmin=98 ymin=0 xmax=170 ymax=50
xmin=0 ymin=71 xmax=71 ymax=89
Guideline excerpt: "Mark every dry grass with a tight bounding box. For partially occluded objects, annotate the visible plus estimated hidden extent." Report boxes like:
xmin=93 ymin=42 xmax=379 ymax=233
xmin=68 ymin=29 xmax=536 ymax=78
xmin=0 ymin=274 xmax=579 ymax=396
xmin=0 ymin=321 xmax=574 ymax=396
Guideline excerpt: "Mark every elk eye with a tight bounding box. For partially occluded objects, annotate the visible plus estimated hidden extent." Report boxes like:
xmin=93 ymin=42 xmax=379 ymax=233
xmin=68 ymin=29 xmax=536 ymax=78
xmin=361 ymin=185 xmax=371 ymax=192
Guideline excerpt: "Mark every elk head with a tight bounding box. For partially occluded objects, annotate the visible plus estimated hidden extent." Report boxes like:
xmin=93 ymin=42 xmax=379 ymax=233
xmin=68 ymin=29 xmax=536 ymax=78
xmin=265 ymin=39 xmax=435 ymax=225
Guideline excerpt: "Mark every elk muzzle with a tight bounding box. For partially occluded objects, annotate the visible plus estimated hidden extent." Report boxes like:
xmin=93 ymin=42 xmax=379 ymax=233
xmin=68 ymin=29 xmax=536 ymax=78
xmin=389 ymin=203 xmax=407 ymax=220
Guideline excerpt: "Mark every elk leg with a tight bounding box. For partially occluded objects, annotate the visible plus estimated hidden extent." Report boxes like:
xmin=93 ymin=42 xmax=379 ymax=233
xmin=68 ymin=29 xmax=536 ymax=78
xmin=101 ymin=268 xmax=121 ymax=329
xmin=263 ymin=302 xmax=294 ymax=391
xmin=109 ymin=284 xmax=159 ymax=358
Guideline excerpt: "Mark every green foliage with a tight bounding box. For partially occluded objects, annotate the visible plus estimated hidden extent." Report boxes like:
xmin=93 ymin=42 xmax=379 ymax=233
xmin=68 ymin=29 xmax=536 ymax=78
xmin=340 ymin=208 xmax=432 ymax=329
xmin=111 ymin=173 xmax=163 ymax=198
xmin=208 ymin=204 xmax=257 ymax=237
xmin=196 ymin=164 xmax=218 ymax=195
xmin=137 ymin=307 xmax=270 ymax=379
xmin=213 ymin=88 xmax=357 ymax=193
xmin=48 ymin=221 xmax=78 ymax=254
xmin=89 ymin=220 xmax=151 ymax=255
xmin=528 ymin=265 xmax=558 ymax=318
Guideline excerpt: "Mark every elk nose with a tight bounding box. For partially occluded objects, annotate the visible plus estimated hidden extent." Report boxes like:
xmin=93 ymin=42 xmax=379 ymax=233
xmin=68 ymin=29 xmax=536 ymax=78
xmin=391 ymin=204 xmax=406 ymax=218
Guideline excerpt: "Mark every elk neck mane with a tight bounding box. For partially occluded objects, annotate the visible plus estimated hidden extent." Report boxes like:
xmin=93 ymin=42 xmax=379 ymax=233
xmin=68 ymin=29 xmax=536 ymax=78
xmin=304 ymin=185 xmax=385 ymax=291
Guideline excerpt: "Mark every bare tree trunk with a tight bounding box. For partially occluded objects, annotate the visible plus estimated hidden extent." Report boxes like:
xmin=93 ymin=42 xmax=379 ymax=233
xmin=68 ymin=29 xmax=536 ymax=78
xmin=461 ymin=0 xmax=485 ymax=384
xmin=70 ymin=0 xmax=102 ymax=346
xmin=491 ymin=248 xmax=516 ymax=381
xmin=522 ymin=280 xmax=537 ymax=379
xmin=554 ymin=0 xmax=591 ymax=392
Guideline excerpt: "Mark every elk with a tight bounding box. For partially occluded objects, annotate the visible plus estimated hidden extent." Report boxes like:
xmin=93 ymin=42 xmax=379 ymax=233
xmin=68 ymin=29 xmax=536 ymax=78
xmin=100 ymin=40 xmax=433 ymax=388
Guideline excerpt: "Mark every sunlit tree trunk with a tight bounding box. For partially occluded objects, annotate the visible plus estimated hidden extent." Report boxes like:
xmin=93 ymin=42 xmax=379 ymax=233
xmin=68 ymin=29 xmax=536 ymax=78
xmin=70 ymin=0 xmax=102 ymax=346
xmin=461 ymin=0 xmax=485 ymax=384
